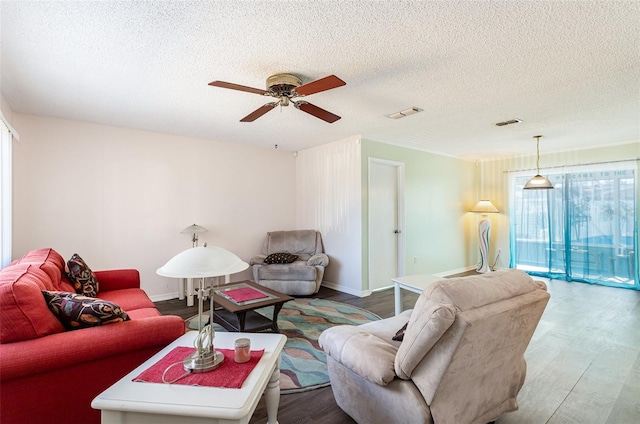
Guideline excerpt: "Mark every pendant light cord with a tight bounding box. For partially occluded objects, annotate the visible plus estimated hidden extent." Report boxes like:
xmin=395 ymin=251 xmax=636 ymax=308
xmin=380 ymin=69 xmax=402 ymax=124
xmin=534 ymin=135 xmax=542 ymax=173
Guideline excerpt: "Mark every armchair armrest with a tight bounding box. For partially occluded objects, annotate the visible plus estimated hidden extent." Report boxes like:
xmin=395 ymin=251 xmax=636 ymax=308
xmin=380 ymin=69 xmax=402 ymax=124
xmin=319 ymin=325 xmax=397 ymax=386
xmin=307 ymin=253 xmax=329 ymax=267
xmin=94 ymin=269 xmax=140 ymax=292
xmin=250 ymin=255 xmax=267 ymax=266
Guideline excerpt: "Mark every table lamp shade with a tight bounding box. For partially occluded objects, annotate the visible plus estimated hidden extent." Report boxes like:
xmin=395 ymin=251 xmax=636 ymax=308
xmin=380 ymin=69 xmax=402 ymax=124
xmin=157 ymin=246 xmax=249 ymax=279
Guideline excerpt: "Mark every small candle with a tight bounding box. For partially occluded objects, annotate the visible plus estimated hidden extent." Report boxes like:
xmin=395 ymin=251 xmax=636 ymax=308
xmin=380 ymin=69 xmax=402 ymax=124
xmin=234 ymin=338 xmax=251 ymax=363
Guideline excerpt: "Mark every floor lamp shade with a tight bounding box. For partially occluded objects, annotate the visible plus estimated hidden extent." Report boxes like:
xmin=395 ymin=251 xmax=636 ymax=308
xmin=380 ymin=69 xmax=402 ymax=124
xmin=180 ymin=224 xmax=208 ymax=247
xmin=471 ymin=200 xmax=499 ymax=273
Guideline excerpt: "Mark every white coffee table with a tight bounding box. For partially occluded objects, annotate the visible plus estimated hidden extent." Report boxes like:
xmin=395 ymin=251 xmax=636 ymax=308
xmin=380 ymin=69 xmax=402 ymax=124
xmin=92 ymin=331 xmax=286 ymax=424
xmin=392 ymin=274 xmax=442 ymax=315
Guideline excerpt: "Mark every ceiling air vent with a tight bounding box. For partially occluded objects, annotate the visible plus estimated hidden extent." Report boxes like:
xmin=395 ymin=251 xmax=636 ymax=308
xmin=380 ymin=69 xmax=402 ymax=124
xmin=387 ymin=107 xmax=423 ymax=119
xmin=495 ymin=118 xmax=523 ymax=127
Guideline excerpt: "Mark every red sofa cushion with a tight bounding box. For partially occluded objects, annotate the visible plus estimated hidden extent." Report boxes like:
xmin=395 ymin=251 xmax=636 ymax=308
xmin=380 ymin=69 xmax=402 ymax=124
xmin=13 ymin=248 xmax=72 ymax=291
xmin=0 ymin=264 xmax=65 ymax=343
xmin=98 ymin=288 xmax=156 ymax=311
xmin=127 ymin=307 xmax=163 ymax=319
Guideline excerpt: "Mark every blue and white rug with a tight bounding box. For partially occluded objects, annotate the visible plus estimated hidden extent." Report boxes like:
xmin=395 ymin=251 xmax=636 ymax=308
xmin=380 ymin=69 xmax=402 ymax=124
xmin=186 ymin=298 xmax=380 ymax=393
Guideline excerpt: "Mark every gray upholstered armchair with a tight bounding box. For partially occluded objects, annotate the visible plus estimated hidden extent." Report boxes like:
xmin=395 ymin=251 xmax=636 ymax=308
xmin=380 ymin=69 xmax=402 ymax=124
xmin=250 ymin=230 xmax=329 ymax=296
xmin=319 ymin=269 xmax=550 ymax=424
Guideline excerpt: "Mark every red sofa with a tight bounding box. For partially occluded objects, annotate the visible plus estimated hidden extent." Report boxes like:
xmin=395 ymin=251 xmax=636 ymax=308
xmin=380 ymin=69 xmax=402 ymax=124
xmin=0 ymin=248 xmax=185 ymax=424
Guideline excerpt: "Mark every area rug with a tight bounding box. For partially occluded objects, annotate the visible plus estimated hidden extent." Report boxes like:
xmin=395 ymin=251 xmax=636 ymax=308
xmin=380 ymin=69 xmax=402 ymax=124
xmin=185 ymin=298 xmax=380 ymax=394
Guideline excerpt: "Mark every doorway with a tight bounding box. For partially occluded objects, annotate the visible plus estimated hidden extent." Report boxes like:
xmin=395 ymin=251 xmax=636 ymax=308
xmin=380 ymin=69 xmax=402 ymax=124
xmin=368 ymin=158 xmax=405 ymax=292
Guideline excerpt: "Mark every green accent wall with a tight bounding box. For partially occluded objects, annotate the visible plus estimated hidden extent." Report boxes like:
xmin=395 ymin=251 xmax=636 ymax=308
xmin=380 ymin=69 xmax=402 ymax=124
xmin=360 ymin=139 xmax=477 ymax=291
xmin=360 ymin=139 xmax=638 ymax=292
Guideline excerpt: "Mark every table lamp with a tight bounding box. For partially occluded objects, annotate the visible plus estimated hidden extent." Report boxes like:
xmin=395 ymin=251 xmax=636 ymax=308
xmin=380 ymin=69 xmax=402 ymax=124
xmin=471 ymin=200 xmax=499 ymax=273
xmin=157 ymin=246 xmax=249 ymax=372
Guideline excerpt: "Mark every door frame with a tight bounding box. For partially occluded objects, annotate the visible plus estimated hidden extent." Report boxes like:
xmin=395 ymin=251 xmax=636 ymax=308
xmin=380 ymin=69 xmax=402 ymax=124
xmin=367 ymin=157 xmax=406 ymax=292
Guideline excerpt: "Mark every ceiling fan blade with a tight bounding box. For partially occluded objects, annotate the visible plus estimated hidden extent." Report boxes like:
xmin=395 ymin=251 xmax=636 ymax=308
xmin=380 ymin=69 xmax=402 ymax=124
xmin=240 ymin=102 xmax=278 ymax=122
xmin=208 ymin=80 xmax=269 ymax=95
xmin=295 ymin=101 xmax=341 ymax=123
xmin=294 ymin=75 xmax=346 ymax=96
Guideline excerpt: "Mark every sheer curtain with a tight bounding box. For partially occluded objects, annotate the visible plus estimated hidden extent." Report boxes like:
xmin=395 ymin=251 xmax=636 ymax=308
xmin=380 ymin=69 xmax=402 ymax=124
xmin=509 ymin=161 xmax=639 ymax=289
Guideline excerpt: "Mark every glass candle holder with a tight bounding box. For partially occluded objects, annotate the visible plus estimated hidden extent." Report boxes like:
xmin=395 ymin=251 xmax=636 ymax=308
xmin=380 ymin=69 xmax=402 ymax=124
xmin=234 ymin=338 xmax=251 ymax=363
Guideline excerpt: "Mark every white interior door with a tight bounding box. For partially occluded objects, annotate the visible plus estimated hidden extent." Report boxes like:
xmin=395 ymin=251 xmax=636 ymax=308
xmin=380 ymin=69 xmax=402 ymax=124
xmin=368 ymin=158 xmax=404 ymax=292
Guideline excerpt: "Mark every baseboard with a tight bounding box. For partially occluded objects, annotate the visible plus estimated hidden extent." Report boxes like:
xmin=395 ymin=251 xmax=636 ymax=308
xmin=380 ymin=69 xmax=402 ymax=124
xmin=149 ymin=292 xmax=179 ymax=302
xmin=321 ymin=266 xmax=482 ymax=297
xmin=321 ymin=280 xmax=371 ymax=297
xmin=435 ymin=265 xmax=477 ymax=277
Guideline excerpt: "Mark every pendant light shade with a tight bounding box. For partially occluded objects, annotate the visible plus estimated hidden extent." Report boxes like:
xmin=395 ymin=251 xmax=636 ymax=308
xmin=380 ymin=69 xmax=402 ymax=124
xmin=523 ymin=174 xmax=554 ymax=189
xmin=524 ymin=135 xmax=554 ymax=190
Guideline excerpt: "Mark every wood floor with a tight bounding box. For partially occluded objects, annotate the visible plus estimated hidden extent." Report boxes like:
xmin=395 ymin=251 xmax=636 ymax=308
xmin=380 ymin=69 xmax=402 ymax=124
xmin=155 ymin=278 xmax=640 ymax=424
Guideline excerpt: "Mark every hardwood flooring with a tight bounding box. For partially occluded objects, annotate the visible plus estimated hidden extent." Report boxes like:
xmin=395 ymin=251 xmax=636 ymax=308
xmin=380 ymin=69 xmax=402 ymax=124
xmin=155 ymin=278 xmax=640 ymax=424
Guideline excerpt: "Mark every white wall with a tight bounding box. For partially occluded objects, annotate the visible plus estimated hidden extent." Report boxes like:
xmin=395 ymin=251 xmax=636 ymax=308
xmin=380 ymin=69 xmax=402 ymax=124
xmin=11 ymin=113 xmax=297 ymax=300
xmin=296 ymin=136 xmax=363 ymax=295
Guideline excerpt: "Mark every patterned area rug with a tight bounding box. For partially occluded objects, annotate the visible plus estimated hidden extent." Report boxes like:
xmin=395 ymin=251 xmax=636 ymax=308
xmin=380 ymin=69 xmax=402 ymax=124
xmin=186 ymin=298 xmax=380 ymax=394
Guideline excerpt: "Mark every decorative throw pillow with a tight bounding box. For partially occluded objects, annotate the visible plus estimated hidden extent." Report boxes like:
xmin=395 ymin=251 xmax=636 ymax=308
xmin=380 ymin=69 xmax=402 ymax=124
xmin=392 ymin=322 xmax=408 ymax=341
xmin=42 ymin=290 xmax=130 ymax=330
xmin=264 ymin=252 xmax=299 ymax=264
xmin=67 ymin=253 xmax=99 ymax=297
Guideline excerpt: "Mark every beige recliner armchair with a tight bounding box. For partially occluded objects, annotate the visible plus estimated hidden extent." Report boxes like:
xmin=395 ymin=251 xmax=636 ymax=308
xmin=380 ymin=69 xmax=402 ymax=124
xmin=319 ymin=269 xmax=550 ymax=424
xmin=250 ymin=230 xmax=329 ymax=296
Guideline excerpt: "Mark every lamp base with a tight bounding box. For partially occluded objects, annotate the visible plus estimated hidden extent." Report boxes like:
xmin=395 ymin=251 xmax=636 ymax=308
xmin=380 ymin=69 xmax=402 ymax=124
xmin=476 ymin=218 xmax=492 ymax=274
xmin=183 ymin=350 xmax=225 ymax=373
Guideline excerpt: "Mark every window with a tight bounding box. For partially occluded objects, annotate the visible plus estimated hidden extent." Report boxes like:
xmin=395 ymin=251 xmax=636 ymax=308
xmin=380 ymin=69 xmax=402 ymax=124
xmin=1 ymin=118 xmax=12 ymax=267
xmin=509 ymin=162 xmax=638 ymax=289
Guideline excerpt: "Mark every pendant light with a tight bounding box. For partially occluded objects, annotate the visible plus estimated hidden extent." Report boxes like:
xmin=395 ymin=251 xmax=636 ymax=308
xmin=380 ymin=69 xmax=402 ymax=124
xmin=524 ymin=135 xmax=554 ymax=190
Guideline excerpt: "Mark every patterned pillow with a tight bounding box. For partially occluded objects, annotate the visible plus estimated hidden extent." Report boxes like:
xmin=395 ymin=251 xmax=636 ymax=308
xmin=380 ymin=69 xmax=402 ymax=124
xmin=264 ymin=252 xmax=299 ymax=264
xmin=42 ymin=290 xmax=130 ymax=330
xmin=392 ymin=323 xmax=408 ymax=341
xmin=67 ymin=253 xmax=99 ymax=297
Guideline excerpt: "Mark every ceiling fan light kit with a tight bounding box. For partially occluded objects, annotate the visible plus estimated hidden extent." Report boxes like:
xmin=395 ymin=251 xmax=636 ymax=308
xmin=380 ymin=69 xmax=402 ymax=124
xmin=209 ymin=73 xmax=346 ymax=123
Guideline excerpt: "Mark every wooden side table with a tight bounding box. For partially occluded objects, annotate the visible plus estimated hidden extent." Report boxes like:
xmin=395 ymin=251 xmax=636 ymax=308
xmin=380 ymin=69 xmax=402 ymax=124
xmin=210 ymin=281 xmax=294 ymax=332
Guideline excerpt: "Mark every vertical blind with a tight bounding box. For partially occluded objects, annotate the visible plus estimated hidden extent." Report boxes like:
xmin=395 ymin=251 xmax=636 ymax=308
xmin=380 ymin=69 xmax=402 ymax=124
xmin=509 ymin=161 xmax=639 ymax=289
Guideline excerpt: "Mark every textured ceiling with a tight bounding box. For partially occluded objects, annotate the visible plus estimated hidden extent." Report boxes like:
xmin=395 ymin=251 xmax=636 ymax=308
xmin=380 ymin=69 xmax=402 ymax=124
xmin=1 ymin=1 xmax=639 ymax=160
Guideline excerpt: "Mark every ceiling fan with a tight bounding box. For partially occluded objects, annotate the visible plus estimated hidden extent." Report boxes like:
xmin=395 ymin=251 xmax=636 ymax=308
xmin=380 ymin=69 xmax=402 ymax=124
xmin=208 ymin=73 xmax=346 ymax=123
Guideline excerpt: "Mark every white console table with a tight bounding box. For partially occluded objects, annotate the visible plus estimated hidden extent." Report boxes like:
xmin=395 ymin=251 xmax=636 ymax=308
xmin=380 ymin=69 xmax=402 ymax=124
xmin=92 ymin=331 xmax=286 ymax=424
xmin=391 ymin=274 xmax=442 ymax=315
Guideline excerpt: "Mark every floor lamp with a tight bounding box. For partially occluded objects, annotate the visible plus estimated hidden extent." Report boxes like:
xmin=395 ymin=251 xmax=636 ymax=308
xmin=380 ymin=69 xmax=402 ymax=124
xmin=471 ymin=200 xmax=499 ymax=273
xmin=181 ymin=224 xmax=208 ymax=247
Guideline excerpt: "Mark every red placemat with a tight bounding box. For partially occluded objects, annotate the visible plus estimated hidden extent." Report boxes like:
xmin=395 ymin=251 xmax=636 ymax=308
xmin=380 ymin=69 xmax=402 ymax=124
xmin=222 ymin=287 xmax=268 ymax=302
xmin=133 ymin=347 xmax=264 ymax=388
